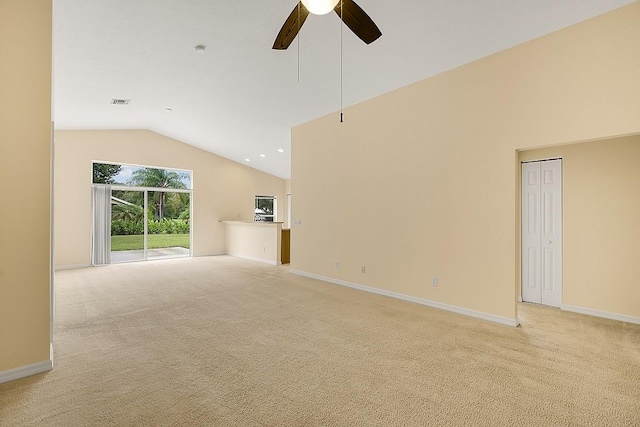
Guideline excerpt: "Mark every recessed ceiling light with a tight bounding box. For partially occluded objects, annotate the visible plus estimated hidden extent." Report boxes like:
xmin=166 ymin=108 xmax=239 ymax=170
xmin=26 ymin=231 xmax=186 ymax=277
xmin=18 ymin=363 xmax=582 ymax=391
xmin=277 ymin=149 xmax=285 ymax=153
xmin=245 ymin=158 xmax=251 ymax=162
xmin=260 ymin=154 xmax=266 ymax=158
xmin=194 ymin=45 xmax=206 ymax=52
xmin=165 ymin=108 xmax=173 ymax=112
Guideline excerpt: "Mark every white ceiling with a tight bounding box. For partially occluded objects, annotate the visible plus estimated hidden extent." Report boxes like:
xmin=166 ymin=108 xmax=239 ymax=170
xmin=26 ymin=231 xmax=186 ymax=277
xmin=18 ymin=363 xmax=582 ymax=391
xmin=53 ymin=0 xmax=636 ymax=179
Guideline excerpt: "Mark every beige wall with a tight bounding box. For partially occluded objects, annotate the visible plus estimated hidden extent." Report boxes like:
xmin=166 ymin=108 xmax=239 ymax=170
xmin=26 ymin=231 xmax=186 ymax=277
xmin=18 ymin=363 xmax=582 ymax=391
xmin=54 ymin=130 xmax=286 ymax=268
xmin=225 ymin=222 xmax=283 ymax=265
xmin=518 ymin=135 xmax=640 ymax=317
xmin=291 ymin=3 xmax=640 ymax=323
xmin=0 ymin=0 xmax=52 ymax=372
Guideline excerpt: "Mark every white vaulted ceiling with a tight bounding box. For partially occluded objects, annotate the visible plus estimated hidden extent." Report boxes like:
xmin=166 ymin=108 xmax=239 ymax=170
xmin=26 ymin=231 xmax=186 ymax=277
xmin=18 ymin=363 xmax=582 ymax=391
xmin=53 ymin=0 xmax=637 ymax=178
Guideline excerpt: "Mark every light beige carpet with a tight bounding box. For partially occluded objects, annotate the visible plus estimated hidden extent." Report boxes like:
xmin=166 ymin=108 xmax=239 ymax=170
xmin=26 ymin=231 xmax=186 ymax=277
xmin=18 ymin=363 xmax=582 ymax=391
xmin=1 ymin=256 xmax=639 ymax=426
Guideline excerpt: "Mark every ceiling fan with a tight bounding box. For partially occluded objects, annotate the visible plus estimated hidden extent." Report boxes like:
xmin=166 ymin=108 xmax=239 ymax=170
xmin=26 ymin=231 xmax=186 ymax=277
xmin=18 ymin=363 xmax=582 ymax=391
xmin=273 ymin=0 xmax=382 ymax=50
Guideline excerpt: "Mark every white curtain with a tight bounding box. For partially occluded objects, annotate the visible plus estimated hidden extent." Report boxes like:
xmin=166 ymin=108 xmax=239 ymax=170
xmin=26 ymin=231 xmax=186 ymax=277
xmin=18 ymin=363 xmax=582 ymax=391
xmin=91 ymin=185 xmax=111 ymax=266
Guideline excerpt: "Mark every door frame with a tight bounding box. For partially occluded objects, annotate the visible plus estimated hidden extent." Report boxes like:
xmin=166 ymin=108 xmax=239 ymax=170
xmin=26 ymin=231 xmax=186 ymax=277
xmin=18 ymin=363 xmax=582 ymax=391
xmin=104 ymin=184 xmax=193 ymax=262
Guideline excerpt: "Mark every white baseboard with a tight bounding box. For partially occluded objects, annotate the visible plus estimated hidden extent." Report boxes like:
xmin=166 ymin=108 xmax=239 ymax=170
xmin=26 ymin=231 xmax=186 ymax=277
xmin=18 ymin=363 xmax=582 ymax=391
xmin=227 ymin=253 xmax=280 ymax=266
xmin=291 ymin=270 xmax=519 ymax=327
xmin=55 ymin=263 xmax=90 ymax=271
xmin=0 ymin=360 xmax=53 ymax=385
xmin=561 ymin=304 xmax=640 ymax=325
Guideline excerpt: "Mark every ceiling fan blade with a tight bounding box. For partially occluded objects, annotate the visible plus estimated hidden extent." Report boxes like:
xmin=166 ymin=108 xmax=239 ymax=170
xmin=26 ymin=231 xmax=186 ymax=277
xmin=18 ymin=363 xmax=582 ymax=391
xmin=334 ymin=0 xmax=382 ymax=45
xmin=273 ymin=2 xmax=310 ymax=50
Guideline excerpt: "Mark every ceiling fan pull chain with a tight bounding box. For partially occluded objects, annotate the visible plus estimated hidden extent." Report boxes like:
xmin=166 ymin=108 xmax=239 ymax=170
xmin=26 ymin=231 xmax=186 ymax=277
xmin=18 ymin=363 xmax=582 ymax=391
xmin=297 ymin=2 xmax=301 ymax=83
xmin=339 ymin=0 xmax=343 ymax=122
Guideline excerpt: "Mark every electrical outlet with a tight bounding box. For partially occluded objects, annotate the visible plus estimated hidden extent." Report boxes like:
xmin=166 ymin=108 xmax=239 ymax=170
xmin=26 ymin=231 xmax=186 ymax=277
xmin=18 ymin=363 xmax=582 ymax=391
xmin=335 ymin=261 xmax=340 ymax=269
xmin=361 ymin=266 xmax=366 ymax=274
xmin=294 ymin=219 xmax=302 ymax=226
xmin=432 ymin=277 xmax=438 ymax=287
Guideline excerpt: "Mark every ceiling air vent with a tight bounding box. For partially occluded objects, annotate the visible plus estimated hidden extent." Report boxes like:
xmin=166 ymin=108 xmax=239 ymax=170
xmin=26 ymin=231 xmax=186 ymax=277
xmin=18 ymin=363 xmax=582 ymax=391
xmin=111 ymin=99 xmax=131 ymax=105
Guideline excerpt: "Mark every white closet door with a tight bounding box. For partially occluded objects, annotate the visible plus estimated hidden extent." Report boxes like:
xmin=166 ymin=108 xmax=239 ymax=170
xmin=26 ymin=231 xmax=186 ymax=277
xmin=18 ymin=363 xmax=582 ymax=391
xmin=540 ymin=160 xmax=563 ymax=307
xmin=522 ymin=162 xmax=542 ymax=304
xmin=521 ymin=160 xmax=563 ymax=307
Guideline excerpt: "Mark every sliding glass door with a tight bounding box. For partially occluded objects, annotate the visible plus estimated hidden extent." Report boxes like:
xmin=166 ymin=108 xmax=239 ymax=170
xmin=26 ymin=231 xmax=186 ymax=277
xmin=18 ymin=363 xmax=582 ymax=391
xmin=110 ymin=190 xmax=145 ymax=263
xmin=146 ymin=191 xmax=190 ymax=261
xmin=106 ymin=188 xmax=191 ymax=264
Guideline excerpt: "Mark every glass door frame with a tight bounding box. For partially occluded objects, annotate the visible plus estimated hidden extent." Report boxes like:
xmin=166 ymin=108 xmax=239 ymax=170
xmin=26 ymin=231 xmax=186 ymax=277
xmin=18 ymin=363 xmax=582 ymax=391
xmin=109 ymin=184 xmax=193 ymax=262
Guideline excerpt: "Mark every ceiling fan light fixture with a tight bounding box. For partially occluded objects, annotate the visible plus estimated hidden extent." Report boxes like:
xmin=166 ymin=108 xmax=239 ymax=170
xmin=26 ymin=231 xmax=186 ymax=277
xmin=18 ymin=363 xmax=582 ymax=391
xmin=301 ymin=0 xmax=340 ymax=15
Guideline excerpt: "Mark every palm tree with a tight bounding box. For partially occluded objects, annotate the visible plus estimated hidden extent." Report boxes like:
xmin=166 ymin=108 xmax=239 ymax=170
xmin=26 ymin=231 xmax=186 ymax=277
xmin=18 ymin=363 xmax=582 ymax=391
xmin=127 ymin=168 xmax=188 ymax=219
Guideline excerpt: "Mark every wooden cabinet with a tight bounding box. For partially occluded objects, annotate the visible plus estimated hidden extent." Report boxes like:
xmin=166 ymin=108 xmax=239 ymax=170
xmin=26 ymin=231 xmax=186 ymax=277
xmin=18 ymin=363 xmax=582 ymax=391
xmin=281 ymin=229 xmax=290 ymax=264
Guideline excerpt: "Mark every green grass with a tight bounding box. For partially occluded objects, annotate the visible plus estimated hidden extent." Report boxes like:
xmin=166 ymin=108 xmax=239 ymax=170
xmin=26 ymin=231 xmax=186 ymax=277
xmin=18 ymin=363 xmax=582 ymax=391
xmin=111 ymin=234 xmax=190 ymax=251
